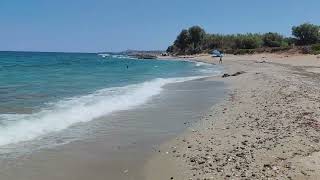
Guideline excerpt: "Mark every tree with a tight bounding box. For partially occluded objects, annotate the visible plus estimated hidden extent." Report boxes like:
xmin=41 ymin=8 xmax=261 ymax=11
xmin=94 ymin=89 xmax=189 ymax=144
xmin=167 ymin=23 xmax=320 ymax=55
xmin=173 ymin=29 xmax=191 ymax=54
xmin=284 ymin=37 xmax=296 ymax=46
xmin=170 ymin=26 xmax=206 ymax=54
xmin=263 ymin=32 xmax=285 ymax=47
xmin=292 ymin=23 xmax=320 ymax=45
xmin=188 ymin=26 xmax=206 ymax=53
xmin=166 ymin=45 xmax=174 ymax=53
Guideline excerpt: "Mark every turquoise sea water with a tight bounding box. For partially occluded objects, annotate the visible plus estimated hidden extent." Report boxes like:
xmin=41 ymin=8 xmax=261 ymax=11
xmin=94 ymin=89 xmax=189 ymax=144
xmin=0 ymin=51 xmax=222 ymax=147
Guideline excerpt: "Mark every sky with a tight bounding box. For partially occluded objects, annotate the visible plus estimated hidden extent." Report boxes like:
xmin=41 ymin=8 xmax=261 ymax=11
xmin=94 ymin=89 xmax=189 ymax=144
xmin=0 ymin=0 xmax=320 ymax=52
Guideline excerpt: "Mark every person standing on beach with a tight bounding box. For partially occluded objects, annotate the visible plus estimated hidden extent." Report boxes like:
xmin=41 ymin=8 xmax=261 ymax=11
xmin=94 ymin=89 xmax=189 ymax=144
xmin=219 ymin=51 xmax=223 ymax=64
xmin=219 ymin=55 xmax=222 ymax=64
xmin=219 ymin=51 xmax=224 ymax=64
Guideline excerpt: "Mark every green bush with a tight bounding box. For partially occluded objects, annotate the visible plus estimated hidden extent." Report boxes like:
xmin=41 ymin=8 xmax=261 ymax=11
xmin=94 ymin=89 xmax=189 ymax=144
xmin=233 ymin=49 xmax=255 ymax=55
xmin=270 ymin=46 xmax=291 ymax=53
xmin=311 ymin=43 xmax=320 ymax=51
xmin=263 ymin=32 xmax=285 ymax=47
xmin=284 ymin=37 xmax=296 ymax=46
xmin=234 ymin=34 xmax=263 ymax=49
xmin=311 ymin=44 xmax=320 ymax=54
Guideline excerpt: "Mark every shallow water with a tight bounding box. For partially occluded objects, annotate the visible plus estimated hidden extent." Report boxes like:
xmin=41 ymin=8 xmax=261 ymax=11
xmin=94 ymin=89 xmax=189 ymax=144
xmin=0 ymin=51 xmax=222 ymax=150
xmin=0 ymin=51 xmax=225 ymax=179
xmin=0 ymin=77 xmax=225 ymax=180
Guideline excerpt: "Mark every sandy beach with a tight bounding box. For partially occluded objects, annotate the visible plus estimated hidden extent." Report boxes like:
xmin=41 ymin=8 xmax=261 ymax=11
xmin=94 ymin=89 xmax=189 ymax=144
xmin=145 ymin=53 xmax=320 ymax=179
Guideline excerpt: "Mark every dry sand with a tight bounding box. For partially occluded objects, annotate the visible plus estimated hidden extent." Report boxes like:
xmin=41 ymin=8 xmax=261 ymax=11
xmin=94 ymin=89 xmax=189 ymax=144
xmin=145 ymin=53 xmax=320 ymax=179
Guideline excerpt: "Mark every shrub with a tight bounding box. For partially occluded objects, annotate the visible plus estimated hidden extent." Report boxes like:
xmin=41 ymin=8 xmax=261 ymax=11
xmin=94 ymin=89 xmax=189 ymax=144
xmin=270 ymin=46 xmax=291 ymax=53
xmin=234 ymin=34 xmax=263 ymax=49
xmin=301 ymin=46 xmax=312 ymax=54
xmin=263 ymin=32 xmax=285 ymax=47
xmin=311 ymin=44 xmax=320 ymax=54
xmin=233 ymin=49 xmax=255 ymax=55
xmin=311 ymin=43 xmax=320 ymax=51
xmin=284 ymin=37 xmax=296 ymax=46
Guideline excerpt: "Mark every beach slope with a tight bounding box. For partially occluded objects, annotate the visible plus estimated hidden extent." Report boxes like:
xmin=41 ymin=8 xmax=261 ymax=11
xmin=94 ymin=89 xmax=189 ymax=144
xmin=145 ymin=54 xmax=320 ymax=179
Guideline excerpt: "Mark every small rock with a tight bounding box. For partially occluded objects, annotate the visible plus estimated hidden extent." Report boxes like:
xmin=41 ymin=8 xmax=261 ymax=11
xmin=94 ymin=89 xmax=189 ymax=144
xmin=222 ymin=73 xmax=230 ymax=78
xmin=301 ymin=170 xmax=308 ymax=176
xmin=264 ymin=164 xmax=271 ymax=169
xmin=198 ymin=161 xmax=205 ymax=165
xmin=190 ymin=157 xmax=196 ymax=162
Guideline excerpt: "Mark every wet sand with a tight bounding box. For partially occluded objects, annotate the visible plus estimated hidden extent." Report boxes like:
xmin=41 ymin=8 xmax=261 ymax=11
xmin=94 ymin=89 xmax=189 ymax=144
xmin=146 ymin=54 xmax=320 ymax=179
xmin=0 ymin=77 xmax=225 ymax=180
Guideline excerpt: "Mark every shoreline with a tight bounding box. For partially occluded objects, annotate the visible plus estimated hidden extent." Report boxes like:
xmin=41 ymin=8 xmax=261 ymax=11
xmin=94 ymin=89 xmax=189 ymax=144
xmin=2 ymin=53 xmax=320 ymax=179
xmin=0 ymin=66 xmax=225 ymax=180
xmin=144 ymin=53 xmax=320 ymax=179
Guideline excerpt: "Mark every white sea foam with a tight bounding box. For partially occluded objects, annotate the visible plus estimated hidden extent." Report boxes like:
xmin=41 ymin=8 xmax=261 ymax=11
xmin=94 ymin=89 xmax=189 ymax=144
xmin=98 ymin=54 xmax=138 ymax=60
xmin=98 ymin=53 xmax=111 ymax=58
xmin=195 ymin=61 xmax=211 ymax=67
xmin=0 ymin=76 xmax=202 ymax=146
xmin=194 ymin=61 xmax=224 ymax=75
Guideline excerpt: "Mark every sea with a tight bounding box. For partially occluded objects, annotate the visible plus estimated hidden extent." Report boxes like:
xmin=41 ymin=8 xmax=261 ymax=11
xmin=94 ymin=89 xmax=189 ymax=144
xmin=0 ymin=51 xmax=223 ymax=158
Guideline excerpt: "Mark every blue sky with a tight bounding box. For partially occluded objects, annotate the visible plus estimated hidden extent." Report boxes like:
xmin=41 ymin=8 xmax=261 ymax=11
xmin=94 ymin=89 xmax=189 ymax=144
xmin=0 ymin=0 xmax=319 ymax=52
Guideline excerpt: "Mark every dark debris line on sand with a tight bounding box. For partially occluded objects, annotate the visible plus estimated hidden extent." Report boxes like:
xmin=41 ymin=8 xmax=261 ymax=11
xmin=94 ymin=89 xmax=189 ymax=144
xmin=221 ymin=71 xmax=246 ymax=78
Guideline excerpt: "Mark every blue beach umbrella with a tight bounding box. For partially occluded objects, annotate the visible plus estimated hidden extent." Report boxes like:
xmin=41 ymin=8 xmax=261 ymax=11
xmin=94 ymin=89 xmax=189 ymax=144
xmin=211 ymin=50 xmax=222 ymax=57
